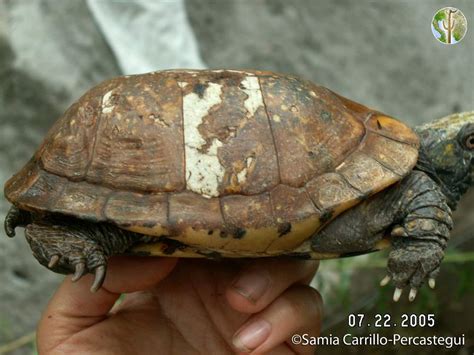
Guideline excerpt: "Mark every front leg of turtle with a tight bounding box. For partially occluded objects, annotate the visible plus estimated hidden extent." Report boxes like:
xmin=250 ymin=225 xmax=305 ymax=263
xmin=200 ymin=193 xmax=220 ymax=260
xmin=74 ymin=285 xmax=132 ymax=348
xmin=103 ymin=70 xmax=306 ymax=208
xmin=311 ymin=170 xmax=453 ymax=302
xmin=24 ymin=220 xmax=136 ymax=292
xmin=382 ymin=171 xmax=452 ymax=301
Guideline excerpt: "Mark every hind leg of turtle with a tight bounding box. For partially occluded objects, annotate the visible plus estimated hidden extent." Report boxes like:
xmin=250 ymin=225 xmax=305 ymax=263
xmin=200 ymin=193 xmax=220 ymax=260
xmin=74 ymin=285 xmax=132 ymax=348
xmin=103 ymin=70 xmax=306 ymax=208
xmin=25 ymin=223 xmax=108 ymax=292
xmin=24 ymin=221 xmax=136 ymax=292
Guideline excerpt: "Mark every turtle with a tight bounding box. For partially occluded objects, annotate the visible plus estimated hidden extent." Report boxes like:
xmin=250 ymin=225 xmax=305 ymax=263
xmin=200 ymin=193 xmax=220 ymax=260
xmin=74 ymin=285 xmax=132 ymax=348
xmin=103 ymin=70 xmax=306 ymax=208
xmin=4 ymin=70 xmax=473 ymax=301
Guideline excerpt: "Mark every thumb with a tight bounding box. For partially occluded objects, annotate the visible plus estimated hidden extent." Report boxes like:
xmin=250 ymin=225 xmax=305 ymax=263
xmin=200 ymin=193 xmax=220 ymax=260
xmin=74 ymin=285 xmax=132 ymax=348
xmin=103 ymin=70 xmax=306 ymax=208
xmin=37 ymin=256 xmax=177 ymax=352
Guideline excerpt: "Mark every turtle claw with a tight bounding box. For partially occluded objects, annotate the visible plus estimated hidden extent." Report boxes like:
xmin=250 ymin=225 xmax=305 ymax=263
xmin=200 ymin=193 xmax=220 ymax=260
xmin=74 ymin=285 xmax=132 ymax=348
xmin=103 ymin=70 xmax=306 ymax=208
xmin=393 ymin=287 xmax=403 ymax=302
xmin=90 ymin=265 xmax=106 ymax=293
xmin=428 ymin=278 xmax=436 ymax=289
xmin=5 ymin=223 xmax=15 ymax=238
xmin=48 ymin=255 xmax=60 ymax=269
xmin=71 ymin=262 xmax=86 ymax=282
xmin=391 ymin=226 xmax=408 ymax=237
xmin=408 ymin=288 xmax=418 ymax=302
xmin=380 ymin=275 xmax=391 ymax=287
xmin=4 ymin=206 xmax=31 ymax=238
xmin=4 ymin=208 xmax=18 ymax=238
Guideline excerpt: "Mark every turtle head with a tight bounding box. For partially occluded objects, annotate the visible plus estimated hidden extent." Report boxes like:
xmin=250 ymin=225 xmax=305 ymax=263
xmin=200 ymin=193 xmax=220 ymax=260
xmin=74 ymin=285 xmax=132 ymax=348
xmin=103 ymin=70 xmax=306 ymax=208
xmin=416 ymin=112 xmax=474 ymax=209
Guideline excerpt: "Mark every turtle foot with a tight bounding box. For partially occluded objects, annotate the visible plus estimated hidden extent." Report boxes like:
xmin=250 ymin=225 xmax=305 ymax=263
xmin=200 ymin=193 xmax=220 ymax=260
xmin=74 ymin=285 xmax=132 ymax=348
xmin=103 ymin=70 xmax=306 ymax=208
xmin=381 ymin=238 xmax=443 ymax=302
xmin=25 ymin=223 xmax=108 ymax=292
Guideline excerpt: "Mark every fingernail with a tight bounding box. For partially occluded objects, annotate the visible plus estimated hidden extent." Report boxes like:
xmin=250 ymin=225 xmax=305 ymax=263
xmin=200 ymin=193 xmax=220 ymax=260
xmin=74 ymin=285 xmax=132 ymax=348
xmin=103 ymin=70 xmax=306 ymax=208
xmin=231 ymin=271 xmax=270 ymax=303
xmin=232 ymin=319 xmax=271 ymax=352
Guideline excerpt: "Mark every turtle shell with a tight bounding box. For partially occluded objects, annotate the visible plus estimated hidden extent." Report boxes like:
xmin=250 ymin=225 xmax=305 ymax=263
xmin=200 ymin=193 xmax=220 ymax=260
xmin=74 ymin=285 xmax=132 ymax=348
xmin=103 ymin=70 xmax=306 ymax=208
xmin=4 ymin=70 xmax=420 ymax=256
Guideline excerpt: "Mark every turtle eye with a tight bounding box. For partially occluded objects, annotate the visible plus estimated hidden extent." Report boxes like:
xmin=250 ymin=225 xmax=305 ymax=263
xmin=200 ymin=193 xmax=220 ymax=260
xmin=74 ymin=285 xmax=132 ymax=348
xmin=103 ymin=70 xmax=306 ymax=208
xmin=464 ymin=133 xmax=474 ymax=150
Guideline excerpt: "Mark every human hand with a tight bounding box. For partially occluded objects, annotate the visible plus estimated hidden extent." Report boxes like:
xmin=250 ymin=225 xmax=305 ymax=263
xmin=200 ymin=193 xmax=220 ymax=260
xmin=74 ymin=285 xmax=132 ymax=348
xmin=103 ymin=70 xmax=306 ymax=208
xmin=37 ymin=257 xmax=322 ymax=354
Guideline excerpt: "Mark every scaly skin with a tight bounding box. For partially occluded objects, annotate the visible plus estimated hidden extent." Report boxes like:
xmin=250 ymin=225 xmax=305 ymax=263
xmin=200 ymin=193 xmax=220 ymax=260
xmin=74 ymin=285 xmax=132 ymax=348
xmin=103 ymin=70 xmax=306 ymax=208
xmin=5 ymin=207 xmax=137 ymax=292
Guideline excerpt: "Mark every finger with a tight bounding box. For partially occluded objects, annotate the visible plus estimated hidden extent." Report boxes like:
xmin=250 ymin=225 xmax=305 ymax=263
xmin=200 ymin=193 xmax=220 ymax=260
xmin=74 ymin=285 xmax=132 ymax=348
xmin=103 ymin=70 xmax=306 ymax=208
xmin=37 ymin=256 xmax=177 ymax=353
xmin=226 ymin=259 xmax=318 ymax=314
xmin=100 ymin=256 xmax=178 ymax=294
xmin=232 ymin=284 xmax=322 ymax=354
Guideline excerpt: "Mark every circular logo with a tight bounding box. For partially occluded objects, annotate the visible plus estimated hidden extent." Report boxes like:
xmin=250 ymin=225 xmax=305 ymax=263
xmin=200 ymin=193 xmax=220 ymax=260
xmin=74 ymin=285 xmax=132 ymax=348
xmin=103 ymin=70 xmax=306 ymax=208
xmin=431 ymin=7 xmax=468 ymax=44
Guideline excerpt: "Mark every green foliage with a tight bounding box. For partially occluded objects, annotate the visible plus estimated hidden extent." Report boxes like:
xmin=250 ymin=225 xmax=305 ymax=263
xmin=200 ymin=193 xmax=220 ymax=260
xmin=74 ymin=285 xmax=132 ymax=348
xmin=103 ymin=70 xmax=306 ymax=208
xmin=30 ymin=340 xmax=38 ymax=355
xmin=453 ymin=27 xmax=465 ymax=42
xmin=432 ymin=18 xmax=446 ymax=43
xmin=434 ymin=10 xmax=446 ymax=22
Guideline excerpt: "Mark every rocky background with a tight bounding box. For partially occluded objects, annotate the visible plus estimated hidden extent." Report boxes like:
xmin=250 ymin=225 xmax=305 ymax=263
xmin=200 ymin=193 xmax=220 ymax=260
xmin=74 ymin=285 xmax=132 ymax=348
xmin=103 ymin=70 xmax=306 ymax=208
xmin=0 ymin=0 xmax=473 ymax=354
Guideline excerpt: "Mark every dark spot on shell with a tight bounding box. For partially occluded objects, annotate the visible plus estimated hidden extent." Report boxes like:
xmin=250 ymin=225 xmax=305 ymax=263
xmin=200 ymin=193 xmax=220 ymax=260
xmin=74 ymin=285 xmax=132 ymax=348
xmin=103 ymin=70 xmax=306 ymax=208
xmin=157 ymin=237 xmax=187 ymax=255
xmin=321 ymin=110 xmax=331 ymax=122
xmin=220 ymin=230 xmax=228 ymax=238
xmin=120 ymin=222 xmax=133 ymax=228
xmin=208 ymin=230 xmax=214 ymax=235
xmin=142 ymin=221 xmax=157 ymax=228
xmin=308 ymin=151 xmax=315 ymax=158
xmin=376 ymin=120 xmax=382 ymax=129
xmin=278 ymin=222 xmax=292 ymax=237
xmin=233 ymin=228 xmax=246 ymax=239
xmin=193 ymin=83 xmax=207 ymax=98
xmin=319 ymin=210 xmax=333 ymax=224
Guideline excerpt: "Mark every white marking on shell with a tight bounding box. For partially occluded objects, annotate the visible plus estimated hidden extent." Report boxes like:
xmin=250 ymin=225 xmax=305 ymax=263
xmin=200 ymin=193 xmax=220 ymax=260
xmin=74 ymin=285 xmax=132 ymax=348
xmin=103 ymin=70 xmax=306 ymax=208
xmin=240 ymin=76 xmax=264 ymax=116
xmin=102 ymin=90 xmax=114 ymax=114
xmin=183 ymin=82 xmax=224 ymax=198
xmin=236 ymin=156 xmax=255 ymax=184
xmin=178 ymin=81 xmax=188 ymax=88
